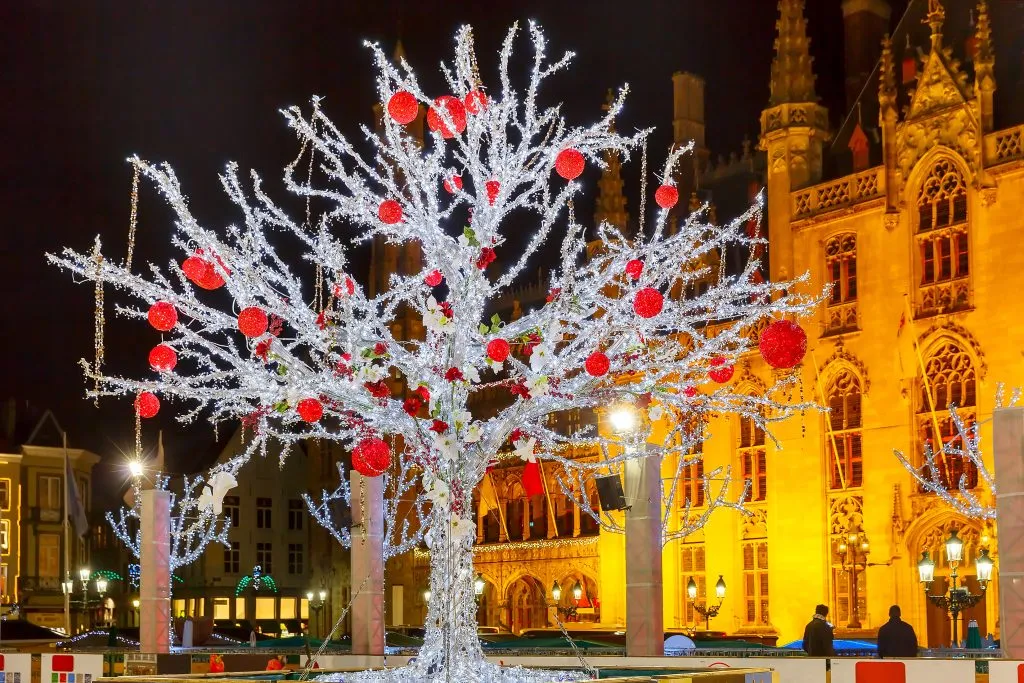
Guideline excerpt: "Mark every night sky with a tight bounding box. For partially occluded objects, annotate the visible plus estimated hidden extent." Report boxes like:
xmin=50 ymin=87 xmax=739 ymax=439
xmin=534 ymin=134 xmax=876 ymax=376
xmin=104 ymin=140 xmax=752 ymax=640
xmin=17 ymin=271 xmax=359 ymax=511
xmin=0 ymin=1 xmax=905 ymax=486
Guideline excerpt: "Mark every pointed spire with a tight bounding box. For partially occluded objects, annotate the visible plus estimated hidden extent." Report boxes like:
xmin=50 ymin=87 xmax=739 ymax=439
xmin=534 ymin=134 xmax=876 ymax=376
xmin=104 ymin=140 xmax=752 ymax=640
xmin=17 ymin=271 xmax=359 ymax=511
xmin=769 ymin=0 xmax=818 ymax=106
xmin=879 ymin=34 xmax=897 ymax=113
xmin=924 ymin=0 xmax=946 ymax=52
xmin=975 ymin=0 xmax=994 ymax=74
xmin=593 ymin=91 xmax=629 ymax=233
xmin=393 ymin=39 xmax=407 ymax=64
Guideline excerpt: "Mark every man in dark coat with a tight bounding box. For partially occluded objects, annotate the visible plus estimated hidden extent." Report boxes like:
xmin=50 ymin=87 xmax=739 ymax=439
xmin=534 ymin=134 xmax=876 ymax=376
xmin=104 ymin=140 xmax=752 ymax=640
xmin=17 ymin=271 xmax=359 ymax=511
xmin=877 ymin=605 xmax=919 ymax=658
xmin=802 ymin=604 xmax=835 ymax=657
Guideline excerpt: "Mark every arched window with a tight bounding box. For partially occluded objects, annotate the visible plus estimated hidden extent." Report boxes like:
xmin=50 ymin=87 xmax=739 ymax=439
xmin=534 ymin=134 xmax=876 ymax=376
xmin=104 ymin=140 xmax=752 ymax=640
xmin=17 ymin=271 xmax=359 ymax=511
xmin=919 ymin=339 xmax=978 ymax=491
xmin=827 ymin=370 xmax=863 ymax=489
xmin=679 ymin=415 xmax=706 ymax=508
xmin=680 ymin=541 xmax=706 ymax=625
xmin=738 ymin=413 xmax=767 ymax=502
xmin=917 ymin=160 xmax=970 ymax=314
xmin=825 ymin=233 xmax=857 ymax=333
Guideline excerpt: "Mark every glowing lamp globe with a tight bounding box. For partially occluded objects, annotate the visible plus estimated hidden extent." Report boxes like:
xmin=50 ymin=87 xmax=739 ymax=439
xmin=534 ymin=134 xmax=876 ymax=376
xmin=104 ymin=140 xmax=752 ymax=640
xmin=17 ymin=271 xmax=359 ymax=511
xmin=148 ymin=301 xmax=178 ymax=332
xmin=486 ymin=338 xmax=511 ymax=363
xmin=297 ymin=398 xmax=323 ymax=423
xmin=353 ymin=437 xmax=391 ymax=477
xmin=917 ymin=551 xmax=936 ymax=584
xmin=426 ymin=95 xmax=467 ymax=138
xmin=237 ymin=307 xmax=269 ymax=338
xmin=551 ymin=581 xmax=562 ymax=602
xmin=655 ymin=184 xmax=679 ymax=209
xmin=976 ymin=548 xmax=994 ymax=586
xmin=945 ymin=529 xmax=964 ymax=564
xmin=378 ymin=199 xmax=403 ymax=225
xmin=633 ymin=287 xmax=663 ymax=318
xmin=715 ymin=575 xmax=726 ymax=599
xmin=555 ymin=148 xmax=585 ymax=180
xmin=148 ymin=344 xmax=178 ymax=373
xmin=686 ymin=577 xmax=697 ymax=600
xmin=758 ymin=320 xmax=808 ymax=369
xmin=609 ymin=405 xmax=637 ymax=434
xmin=135 ymin=392 xmax=160 ymax=419
xmin=585 ymin=351 xmax=610 ymax=377
xmin=387 ymin=90 xmax=419 ymax=125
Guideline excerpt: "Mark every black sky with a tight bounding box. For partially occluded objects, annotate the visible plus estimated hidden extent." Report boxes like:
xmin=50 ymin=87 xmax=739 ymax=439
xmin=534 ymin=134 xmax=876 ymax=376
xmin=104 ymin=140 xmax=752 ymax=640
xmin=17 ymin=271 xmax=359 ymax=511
xmin=0 ymin=1 xmax=901 ymax=479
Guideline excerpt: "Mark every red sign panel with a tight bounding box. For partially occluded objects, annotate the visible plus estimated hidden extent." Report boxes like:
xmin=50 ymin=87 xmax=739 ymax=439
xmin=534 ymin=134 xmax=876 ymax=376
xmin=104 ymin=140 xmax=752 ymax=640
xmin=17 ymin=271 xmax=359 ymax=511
xmin=856 ymin=661 xmax=905 ymax=683
xmin=51 ymin=655 xmax=75 ymax=673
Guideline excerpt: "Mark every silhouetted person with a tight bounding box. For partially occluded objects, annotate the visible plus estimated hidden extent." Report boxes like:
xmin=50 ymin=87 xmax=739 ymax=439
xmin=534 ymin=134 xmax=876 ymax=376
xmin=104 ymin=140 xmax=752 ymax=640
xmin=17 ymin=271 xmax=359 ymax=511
xmin=802 ymin=604 xmax=835 ymax=657
xmin=877 ymin=605 xmax=918 ymax=658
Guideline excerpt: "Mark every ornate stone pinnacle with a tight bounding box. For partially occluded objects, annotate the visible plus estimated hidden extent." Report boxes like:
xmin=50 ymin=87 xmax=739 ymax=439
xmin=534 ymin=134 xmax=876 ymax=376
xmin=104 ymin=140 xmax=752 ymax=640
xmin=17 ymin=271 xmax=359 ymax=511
xmin=769 ymin=0 xmax=818 ymax=106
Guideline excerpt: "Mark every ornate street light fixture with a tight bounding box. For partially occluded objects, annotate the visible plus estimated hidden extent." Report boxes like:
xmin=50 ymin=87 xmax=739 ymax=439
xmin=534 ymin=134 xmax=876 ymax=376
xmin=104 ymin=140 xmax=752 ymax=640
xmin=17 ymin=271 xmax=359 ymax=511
xmin=474 ymin=574 xmax=485 ymax=597
xmin=919 ymin=529 xmax=989 ymax=647
xmin=836 ymin=523 xmax=870 ymax=628
xmin=688 ymin=575 xmax=726 ymax=631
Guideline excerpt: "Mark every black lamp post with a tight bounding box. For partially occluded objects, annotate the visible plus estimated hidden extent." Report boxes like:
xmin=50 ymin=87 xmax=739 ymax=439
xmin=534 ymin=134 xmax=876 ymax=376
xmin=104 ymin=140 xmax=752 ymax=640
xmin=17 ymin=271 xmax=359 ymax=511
xmin=837 ymin=523 xmax=870 ymax=628
xmin=688 ymin=575 xmax=726 ymax=631
xmin=551 ymin=580 xmax=582 ymax=619
xmin=307 ymin=590 xmax=327 ymax=638
xmin=918 ymin=529 xmax=994 ymax=647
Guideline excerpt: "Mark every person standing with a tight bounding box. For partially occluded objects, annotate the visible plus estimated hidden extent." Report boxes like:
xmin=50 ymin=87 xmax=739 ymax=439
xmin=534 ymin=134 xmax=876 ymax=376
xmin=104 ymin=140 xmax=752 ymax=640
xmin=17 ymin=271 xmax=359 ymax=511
xmin=803 ymin=604 xmax=836 ymax=657
xmin=877 ymin=605 xmax=919 ymax=658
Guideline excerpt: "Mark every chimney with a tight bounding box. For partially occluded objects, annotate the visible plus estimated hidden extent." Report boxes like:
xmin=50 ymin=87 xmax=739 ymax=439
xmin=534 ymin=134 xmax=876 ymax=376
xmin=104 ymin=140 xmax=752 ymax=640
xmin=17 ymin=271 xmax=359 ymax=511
xmin=841 ymin=0 xmax=891 ymax=111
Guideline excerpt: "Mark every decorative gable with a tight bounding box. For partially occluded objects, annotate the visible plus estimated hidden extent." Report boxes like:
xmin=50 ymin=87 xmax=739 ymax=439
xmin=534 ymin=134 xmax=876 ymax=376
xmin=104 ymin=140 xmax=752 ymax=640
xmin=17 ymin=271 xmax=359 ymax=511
xmin=907 ymin=50 xmax=968 ymax=120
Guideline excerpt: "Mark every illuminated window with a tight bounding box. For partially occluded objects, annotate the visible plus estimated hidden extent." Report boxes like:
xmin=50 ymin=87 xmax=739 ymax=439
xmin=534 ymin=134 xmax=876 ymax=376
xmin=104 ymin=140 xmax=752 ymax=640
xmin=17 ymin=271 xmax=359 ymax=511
xmin=738 ymin=415 xmax=767 ymax=502
xmin=824 ymin=233 xmax=857 ymax=333
xmin=223 ymin=542 xmax=240 ymax=574
xmin=680 ymin=543 xmax=706 ymax=625
xmin=213 ymin=598 xmax=231 ymax=620
xmin=288 ymin=499 xmax=304 ymax=530
xmin=39 ymin=533 xmax=60 ymax=577
xmin=223 ymin=496 xmax=239 ymax=528
xmin=255 ymin=597 xmax=276 ymax=620
xmin=0 ymin=480 xmax=10 ymax=511
xmin=917 ymin=160 xmax=970 ymax=314
xmin=918 ymin=340 xmax=978 ymax=491
xmin=742 ymin=541 xmax=769 ymax=626
xmin=1 ymin=520 xmax=10 ymax=555
xmin=279 ymin=598 xmax=296 ymax=619
xmin=173 ymin=599 xmax=186 ymax=617
xmin=300 ymin=598 xmax=309 ymax=619
xmin=827 ymin=370 xmax=863 ymax=489
xmin=256 ymin=498 xmax=272 ymax=528
xmin=234 ymin=597 xmax=246 ymax=619
xmin=679 ymin=418 xmax=706 ymax=508
xmin=257 ymin=542 xmax=273 ymax=574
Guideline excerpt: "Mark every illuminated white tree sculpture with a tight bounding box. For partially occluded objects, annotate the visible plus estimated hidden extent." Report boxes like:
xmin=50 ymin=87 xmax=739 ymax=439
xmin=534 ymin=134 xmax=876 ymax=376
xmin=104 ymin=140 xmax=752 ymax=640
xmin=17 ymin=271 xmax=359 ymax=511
xmin=52 ymin=22 xmax=822 ymax=681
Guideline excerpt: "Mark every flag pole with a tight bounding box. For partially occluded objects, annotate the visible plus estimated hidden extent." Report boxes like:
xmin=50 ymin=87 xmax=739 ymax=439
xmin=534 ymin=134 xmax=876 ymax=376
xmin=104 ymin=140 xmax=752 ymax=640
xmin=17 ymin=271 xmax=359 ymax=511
xmin=485 ymin=471 xmax=510 ymax=542
xmin=62 ymin=431 xmax=71 ymax=636
xmin=537 ymin=461 xmax=560 ymax=538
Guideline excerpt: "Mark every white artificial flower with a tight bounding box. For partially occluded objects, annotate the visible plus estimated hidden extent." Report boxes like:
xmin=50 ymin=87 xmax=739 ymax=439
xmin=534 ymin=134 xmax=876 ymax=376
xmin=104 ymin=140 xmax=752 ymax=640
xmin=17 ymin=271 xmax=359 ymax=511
xmin=198 ymin=471 xmax=238 ymax=515
xmin=453 ymin=410 xmax=472 ymax=430
xmin=462 ymin=365 xmax=480 ymax=384
xmin=432 ymin=432 xmax=459 ymax=462
xmin=529 ymin=342 xmax=554 ymax=372
xmin=465 ymin=423 xmax=482 ymax=443
xmin=648 ymin=404 xmax=664 ymax=422
xmin=426 ymin=479 xmax=451 ymax=510
xmin=423 ymin=296 xmax=450 ymax=333
xmin=209 ymin=471 xmax=237 ymax=497
xmin=514 ymin=437 xmax=537 ymax=462
xmin=449 ymin=516 xmax=476 ymax=545
xmin=356 ymin=363 xmax=385 ymax=383
xmin=526 ymin=374 xmax=549 ymax=397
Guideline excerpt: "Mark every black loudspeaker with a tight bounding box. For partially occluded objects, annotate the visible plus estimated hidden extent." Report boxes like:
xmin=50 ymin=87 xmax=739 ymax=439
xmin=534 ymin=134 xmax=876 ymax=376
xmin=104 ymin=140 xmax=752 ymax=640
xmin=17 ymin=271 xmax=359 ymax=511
xmin=595 ymin=474 xmax=627 ymax=511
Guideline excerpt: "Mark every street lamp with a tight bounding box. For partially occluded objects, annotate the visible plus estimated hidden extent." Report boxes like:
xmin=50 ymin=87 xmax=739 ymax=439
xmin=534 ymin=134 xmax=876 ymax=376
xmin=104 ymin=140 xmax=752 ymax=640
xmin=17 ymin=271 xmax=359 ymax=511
xmin=474 ymin=574 xmax=485 ymax=597
xmin=551 ymin=581 xmax=562 ymax=603
xmin=132 ymin=598 xmax=140 ymax=627
xmin=308 ymin=590 xmax=327 ymax=638
xmin=609 ymin=405 xmax=638 ymax=436
xmin=571 ymin=581 xmax=583 ymax=602
xmin=423 ymin=589 xmax=431 ymax=603
xmin=919 ymin=529 xmax=988 ymax=647
xmin=128 ymin=460 xmax=144 ymax=478
xmin=688 ymin=575 xmax=726 ymax=631
xmin=550 ymin=580 xmax=578 ymax=619
xmin=835 ymin=523 xmax=869 ymax=628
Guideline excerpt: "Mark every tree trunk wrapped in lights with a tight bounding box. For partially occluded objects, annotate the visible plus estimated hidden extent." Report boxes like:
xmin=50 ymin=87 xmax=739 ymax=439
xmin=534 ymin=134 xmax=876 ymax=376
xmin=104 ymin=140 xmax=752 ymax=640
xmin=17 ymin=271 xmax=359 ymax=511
xmin=51 ymin=22 xmax=822 ymax=682
xmin=894 ymin=386 xmax=1021 ymax=521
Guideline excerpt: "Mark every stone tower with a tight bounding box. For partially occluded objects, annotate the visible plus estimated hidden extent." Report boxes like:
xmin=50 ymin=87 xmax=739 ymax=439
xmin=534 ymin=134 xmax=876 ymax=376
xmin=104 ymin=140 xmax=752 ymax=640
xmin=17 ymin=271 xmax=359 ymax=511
xmin=841 ymin=0 xmax=892 ymax=111
xmin=593 ymin=89 xmax=630 ymax=234
xmin=759 ymin=0 xmax=829 ymax=281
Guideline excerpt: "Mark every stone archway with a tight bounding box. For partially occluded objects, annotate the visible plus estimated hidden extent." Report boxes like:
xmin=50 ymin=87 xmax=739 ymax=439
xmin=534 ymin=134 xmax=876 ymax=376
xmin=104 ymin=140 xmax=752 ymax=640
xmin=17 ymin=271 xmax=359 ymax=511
xmin=506 ymin=575 xmax=547 ymax=634
xmin=554 ymin=571 xmax=600 ymax=625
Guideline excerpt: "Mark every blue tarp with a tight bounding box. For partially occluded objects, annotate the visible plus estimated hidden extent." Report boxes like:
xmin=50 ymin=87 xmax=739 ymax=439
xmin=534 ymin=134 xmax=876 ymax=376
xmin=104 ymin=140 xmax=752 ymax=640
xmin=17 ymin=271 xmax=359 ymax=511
xmin=782 ymin=639 xmax=877 ymax=651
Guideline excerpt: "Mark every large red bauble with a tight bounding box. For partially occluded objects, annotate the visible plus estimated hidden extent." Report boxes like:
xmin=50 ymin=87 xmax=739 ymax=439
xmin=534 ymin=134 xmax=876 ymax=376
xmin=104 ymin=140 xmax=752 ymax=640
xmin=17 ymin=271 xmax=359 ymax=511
xmin=633 ymin=287 xmax=663 ymax=318
xmin=655 ymin=184 xmax=679 ymax=209
xmin=148 ymin=344 xmax=178 ymax=373
xmin=426 ymin=96 xmax=467 ymax=138
xmin=379 ymin=199 xmax=403 ymax=224
xmin=555 ymin=149 xmax=585 ymax=180
xmin=297 ymin=398 xmax=323 ymax=423
xmin=443 ymin=175 xmax=463 ymax=194
xmin=353 ymin=437 xmax=391 ymax=477
xmin=625 ymin=259 xmax=644 ymax=280
xmin=148 ymin=301 xmax=178 ymax=331
xmin=709 ymin=356 xmax=734 ymax=384
xmin=182 ymin=254 xmax=225 ymax=290
xmin=758 ymin=319 xmax=808 ymax=369
xmin=424 ymin=269 xmax=443 ymax=287
xmin=486 ymin=338 xmax=511 ymax=363
xmin=485 ymin=180 xmax=500 ymax=205
xmin=135 ymin=392 xmax=160 ymax=418
xmin=387 ymin=91 xmax=419 ymax=125
xmin=238 ymin=307 xmax=269 ymax=338
xmin=584 ymin=351 xmax=610 ymax=377
xmin=464 ymin=89 xmax=488 ymax=115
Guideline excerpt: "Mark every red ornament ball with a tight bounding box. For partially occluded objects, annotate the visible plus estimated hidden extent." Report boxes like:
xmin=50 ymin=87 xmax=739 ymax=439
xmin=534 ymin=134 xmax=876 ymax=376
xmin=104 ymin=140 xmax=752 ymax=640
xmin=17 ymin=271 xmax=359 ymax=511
xmin=655 ymin=184 xmax=679 ymax=209
xmin=238 ymin=307 xmax=269 ymax=338
xmin=135 ymin=392 xmax=160 ymax=419
xmin=633 ymin=287 xmax=664 ymax=318
xmin=464 ymin=89 xmax=488 ymax=115
xmin=297 ymin=398 xmax=323 ymax=423
xmin=487 ymin=338 xmax=511 ymax=363
xmin=387 ymin=90 xmax=419 ymax=125
xmin=709 ymin=356 xmax=734 ymax=384
xmin=758 ymin=319 xmax=808 ymax=369
xmin=683 ymin=386 xmax=697 ymax=398
xmin=443 ymin=175 xmax=463 ymax=194
xmin=182 ymin=254 xmax=225 ymax=290
xmin=353 ymin=437 xmax=391 ymax=477
xmin=584 ymin=351 xmax=610 ymax=377
xmin=625 ymin=259 xmax=644 ymax=280
xmin=426 ymin=96 xmax=467 ymax=138
xmin=485 ymin=180 xmax=500 ymax=205
xmin=148 ymin=301 xmax=178 ymax=332
xmin=148 ymin=344 xmax=178 ymax=373
xmin=379 ymin=199 xmax=403 ymax=224
xmin=424 ymin=269 xmax=443 ymax=287
xmin=555 ymin=148 xmax=585 ymax=180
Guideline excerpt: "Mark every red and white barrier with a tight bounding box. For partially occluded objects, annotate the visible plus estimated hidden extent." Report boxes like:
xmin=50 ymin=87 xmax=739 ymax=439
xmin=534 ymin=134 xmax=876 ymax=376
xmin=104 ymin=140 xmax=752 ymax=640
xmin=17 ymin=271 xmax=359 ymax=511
xmin=0 ymin=654 xmax=32 ymax=683
xmin=989 ymin=660 xmax=1024 ymax=683
xmin=40 ymin=654 xmax=104 ymax=683
xmin=830 ymin=658 xmax=976 ymax=683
